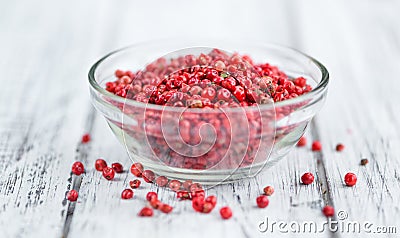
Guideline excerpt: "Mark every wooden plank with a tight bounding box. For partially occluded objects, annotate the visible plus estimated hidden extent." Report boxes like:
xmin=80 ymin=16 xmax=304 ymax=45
xmin=296 ymin=0 xmax=400 ymax=236
xmin=0 ymin=0 xmax=110 ymax=237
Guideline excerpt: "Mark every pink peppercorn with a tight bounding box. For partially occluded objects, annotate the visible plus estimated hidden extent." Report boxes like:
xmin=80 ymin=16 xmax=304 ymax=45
xmin=138 ymin=207 xmax=153 ymax=217
xmin=81 ymin=133 xmax=91 ymax=143
xmin=256 ymin=195 xmax=269 ymax=208
xmin=121 ymin=189 xmax=134 ymax=199
xmin=66 ymin=190 xmax=78 ymax=202
xmin=344 ymin=173 xmax=357 ymax=186
xmin=71 ymin=161 xmax=85 ymax=176
xmin=111 ymin=162 xmax=124 ymax=173
xmin=312 ymin=141 xmax=322 ymax=151
xmin=301 ymin=172 xmax=314 ymax=185
xmin=95 ymin=159 xmax=107 ymax=171
xmin=322 ymin=205 xmax=335 ymax=217
xmin=220 ymin=206 xmax=233 ymax=219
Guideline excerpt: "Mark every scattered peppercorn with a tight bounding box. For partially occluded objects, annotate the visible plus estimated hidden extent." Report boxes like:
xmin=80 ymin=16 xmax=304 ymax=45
xmin=71 ymin=161 xmax=85 ymax=176
xmin=95 ymin=159 xmax=107 ymax=171
xmin=220 ymin=206 xmax=233 ymax=219
xmin=301 ymin=172 xmax=315 ymax=185
xmin=322 ymin=205 xmax=335 ymax=217
xmin=256 ymin=195 xmax=269 ymax=208
xmin=121 ymin=189 xmax=134 ymax=199
xmin=344 ymin=173 xmax=357 ymax=186
xmin=263 ymin=186 xmax=274 ymax=196
xmin=336 ymin=143 xmax=345 ymax=152
xmin=102 ymin=167 xmax=115 ymax=180
xmin=66 ymin=190 xmax=78 ymax=202
xmin=312 ymin=141 xmax=322 ymax=151
xmin=81 ymin=133 xmax=91 ymax=143
xmin=129 ymin=179 xmax=141 ymax=189
xmin=111 ymin=162 xmax=124 ymax=173
xmin=138 ymin=207 xmax=153 ymax=217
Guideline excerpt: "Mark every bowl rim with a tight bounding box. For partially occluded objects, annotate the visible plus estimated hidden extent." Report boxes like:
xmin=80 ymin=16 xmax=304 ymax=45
xmin=88 ymin=40 xmax=329 ymax=112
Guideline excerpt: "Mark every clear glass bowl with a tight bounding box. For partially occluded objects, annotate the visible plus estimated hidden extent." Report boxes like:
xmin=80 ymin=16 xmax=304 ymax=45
xmin=88 ymin=40 xmax=329 ymax=184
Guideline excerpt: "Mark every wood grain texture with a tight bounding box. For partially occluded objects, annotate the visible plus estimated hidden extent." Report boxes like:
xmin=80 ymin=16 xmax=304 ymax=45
xmin=0 ymin=0 xmax=399 ymax=237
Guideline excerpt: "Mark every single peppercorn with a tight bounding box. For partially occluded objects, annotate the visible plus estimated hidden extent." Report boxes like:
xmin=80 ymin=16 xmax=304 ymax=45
xmin=71 ymin=161 xmax=85 ymax=176
xmin=66 ymin=189 xmax=78 ymax=202
xmin=360 ymin=159 xmax=369 ymax=166
xmin=81 ymin=133 xmax=91 ymax=143
xmin=146 ymin=192 xmax=158 ymax=202
xmin=95 ymin=159 xmax=107 ymax=171
xmin=130 ymin=162 xmax=144 ymax=177
xmin=256 ymin=195 xmax=269 ymax=208
xmin=176 ymin=190 xmax=191 ymax=200
xmin=263 ymin=186 xmax=274 ymax=196
xmin=192 ymin=196 xmax=205 ymax=212
xmin=142 ymin=170 xmax=155 ymax=183
xmin=169 ymin=180 xmax=182 ymax=192
xmin=159 ymin=204 xmax=173 ymax=214
xmin=220 ymin=206 xmax=233 ymax=219
xmin=129 ymin=179 xmax=141 ymax=189
xmin=121 ymin=189 xmax=134 ymax=199
xmin=138 ymin=207 xmax=153 ymax=217
xmin=344 ymin=172 xmax=357 ymax=186
xmin=336 ymin=143 xmax=345 ymax=152
xmin=322 ymin=205 xmax=335 ymax=217
xmin=297 ymin=136 xmax=307 ymax=147
xmin=312 ymin=141 xmax=322 ymax=151
xmin=301 ymin=172 xmax=315 ymax=185
xmin=102 ymin=167 xmax=115 ymax=180
xmin=111 ymin=162 xmax=124 ymax=173
xmin=205 ymin=195 xmax=217 ymax=207
xmin=155 ymin=176 xmax=169 ymax=187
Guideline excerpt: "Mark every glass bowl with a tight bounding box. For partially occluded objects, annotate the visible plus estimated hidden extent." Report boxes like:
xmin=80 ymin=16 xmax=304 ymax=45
xmin=88 ymin=40 xmax=329 ymax=184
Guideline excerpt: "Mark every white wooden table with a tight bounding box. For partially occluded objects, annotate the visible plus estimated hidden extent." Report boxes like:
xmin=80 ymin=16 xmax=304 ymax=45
xmin=1 ymin=1 xmax=399 ymax=237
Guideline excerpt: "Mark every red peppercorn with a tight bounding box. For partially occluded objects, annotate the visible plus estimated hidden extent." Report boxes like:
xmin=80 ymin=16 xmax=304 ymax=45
xmin=301 ymin=172 xmax=315 ymax=185
xmin=202 ymin=202 xmax=215 ymax=213
xmin=322 ymin=205 xmax=335 ymax=217
xmin=220 ymin=206 xmax=233 ymax=219
xmin=192 ymin=197 xmax=205 ymax=212
xmin=159 ymin=204 xmax=173 ymax=214
xmin=155 ymin=176 xmax=169 ymax=187
xmin=71 ymin=161 xmax=85 ymax=176
xmin=150 ymin=199 xmax=162 ymax=209
xmin=142 ymin=170 xmax=155 ymax=183
xmin=95 ymin=159 xmax=107 ymax=171
xmin=191 ymin=189 xmax=205 ymax=199
xmin=102 ymin=167 xmax=115 ymax=180
xmin=182 ymin=180 xmax=193 ymax=190
xmin=129 ymin=179 xmax=141 ymax=189
xmin=111 ymin=162 xmax=124 ymax=173
xmin=263 ymin=186 xmax=274 ymax=196
xmin=256 ymin=195 xmax=269 ymax=208
xmin=138 ymin=207 xmax=153 ymax=217
xmin=344 ymin=172 xmax=357 ymax=186
xmin=297 ymin=136 xmax=307 ymax=147
xmin=336 ymin=143 xmax=345 ymax=152
xmin=205 ymin=195 xmax=217 ymax=207
xmin=115 ymin=69 xmax=125 ymax=78
xmin=146 ymin=192 xmax=158 ymax=202
xmin=232 ymin=86 xmax=246 ymax=102
xmin=168 ymin=180 xmax=182 ymax=192
xmin=121 ymin=189 xmax=134 ymax=199
xmin=81 ymin=133 xmax=91 ymax=143
xmin=130 ymin=163 xmax=143 ymax=177
xmin=176 ymin=190 xmax=191 ymax=200
xmin=312 ymin=141 xmax=322 ymax=151
xmin=66 ymin=189 xmax=78 ymax=202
